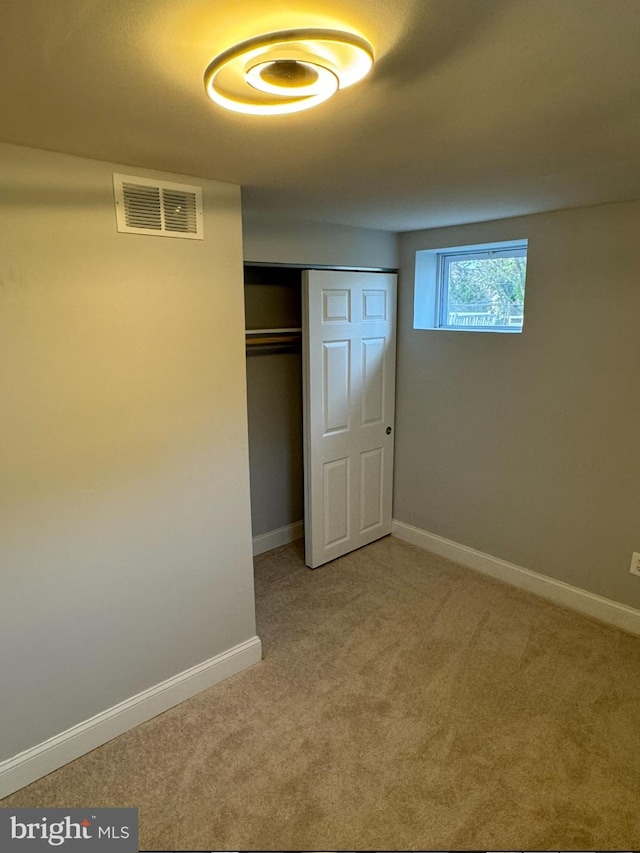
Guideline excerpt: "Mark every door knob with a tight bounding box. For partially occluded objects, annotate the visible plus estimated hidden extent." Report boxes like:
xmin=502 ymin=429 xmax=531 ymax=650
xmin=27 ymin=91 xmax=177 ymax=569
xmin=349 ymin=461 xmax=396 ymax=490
xmin=386 ymin=426 xmax=392 ymax=435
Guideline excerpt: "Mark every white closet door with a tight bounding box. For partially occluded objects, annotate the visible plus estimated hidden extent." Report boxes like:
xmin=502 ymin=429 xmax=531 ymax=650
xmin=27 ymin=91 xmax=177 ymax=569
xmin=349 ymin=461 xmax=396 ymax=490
xmin=303 ymin=270 xmax=397 ymax=569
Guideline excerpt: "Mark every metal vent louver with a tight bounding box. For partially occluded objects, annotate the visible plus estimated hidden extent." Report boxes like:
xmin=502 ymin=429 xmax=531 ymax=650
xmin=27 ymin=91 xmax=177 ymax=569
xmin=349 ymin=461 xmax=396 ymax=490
xmin=162 ymin=189 xmax=198 ymax=233
xmin=113 ymin=174 xmax=203 ymax=239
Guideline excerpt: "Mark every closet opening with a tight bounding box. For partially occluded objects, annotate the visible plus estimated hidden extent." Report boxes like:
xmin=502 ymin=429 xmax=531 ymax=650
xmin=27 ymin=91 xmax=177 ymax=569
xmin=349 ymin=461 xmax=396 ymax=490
xmin=244 ymin=264 xmax=305 ymax=556
xmin=245 ymin=262 xmax=398 ymax=566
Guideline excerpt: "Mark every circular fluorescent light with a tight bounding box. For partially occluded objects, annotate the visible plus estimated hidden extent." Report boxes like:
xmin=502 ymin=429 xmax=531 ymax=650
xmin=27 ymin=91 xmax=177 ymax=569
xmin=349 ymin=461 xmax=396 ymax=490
xmin=204 ymin=28 xmax=374 ymax=116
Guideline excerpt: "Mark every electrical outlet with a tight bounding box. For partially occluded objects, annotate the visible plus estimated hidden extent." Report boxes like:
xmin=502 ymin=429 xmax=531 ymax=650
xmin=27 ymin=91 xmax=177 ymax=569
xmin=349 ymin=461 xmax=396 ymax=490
xmin=630 ymin=552 xmax=640 ymax=577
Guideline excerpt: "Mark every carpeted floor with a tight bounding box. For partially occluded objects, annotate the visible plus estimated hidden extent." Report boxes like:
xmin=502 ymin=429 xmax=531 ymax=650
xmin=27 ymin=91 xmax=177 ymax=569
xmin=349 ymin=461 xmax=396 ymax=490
xmin=3 ymin=536 xmax=640 ymax=850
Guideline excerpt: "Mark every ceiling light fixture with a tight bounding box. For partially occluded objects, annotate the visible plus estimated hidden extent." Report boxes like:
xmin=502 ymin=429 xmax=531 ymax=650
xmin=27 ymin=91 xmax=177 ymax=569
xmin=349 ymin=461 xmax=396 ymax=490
xmin=203 ymin=28 xmax=374 ymax=116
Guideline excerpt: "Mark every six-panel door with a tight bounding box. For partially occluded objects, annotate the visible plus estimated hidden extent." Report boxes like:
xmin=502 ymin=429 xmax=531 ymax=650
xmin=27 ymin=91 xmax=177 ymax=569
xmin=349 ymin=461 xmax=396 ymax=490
xmin=303 ymin=270 xmax=397 ymax=568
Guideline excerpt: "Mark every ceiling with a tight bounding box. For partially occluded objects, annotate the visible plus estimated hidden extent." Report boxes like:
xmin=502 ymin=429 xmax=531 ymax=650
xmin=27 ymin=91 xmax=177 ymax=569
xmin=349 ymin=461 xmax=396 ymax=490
xmin=1 ymin=0 xmax=639 ymax=232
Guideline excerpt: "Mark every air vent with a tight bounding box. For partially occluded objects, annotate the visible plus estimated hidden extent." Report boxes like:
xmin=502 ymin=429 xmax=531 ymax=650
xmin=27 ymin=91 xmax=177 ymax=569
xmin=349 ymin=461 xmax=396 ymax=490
xmin=113 ymin=174 xmax=204 ymax=239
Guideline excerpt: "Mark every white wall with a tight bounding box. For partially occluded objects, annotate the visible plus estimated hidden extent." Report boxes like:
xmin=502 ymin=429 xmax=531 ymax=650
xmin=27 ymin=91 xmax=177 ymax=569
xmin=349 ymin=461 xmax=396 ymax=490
xmin=0 ymin=143 xmax=257 ymax=768
xmin=242 ymin=213 xmax=398 ymax=269
xmin=395 ymin=200 xmax=640 ymax=609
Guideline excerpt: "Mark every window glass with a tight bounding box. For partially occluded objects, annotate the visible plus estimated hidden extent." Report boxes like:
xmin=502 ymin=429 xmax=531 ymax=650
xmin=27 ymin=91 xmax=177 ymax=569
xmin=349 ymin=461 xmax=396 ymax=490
xmin=440 ymin=247 xmax=527 ymax=331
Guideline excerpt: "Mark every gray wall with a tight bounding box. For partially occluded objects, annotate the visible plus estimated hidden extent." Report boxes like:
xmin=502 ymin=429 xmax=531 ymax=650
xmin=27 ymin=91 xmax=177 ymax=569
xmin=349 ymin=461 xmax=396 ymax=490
xmin=395 ymin=200 xmax=640 ymax=609
xmin=0 ymin=142 xmax=257 ymax=761
xmin=246 ymin=353 xmax=304 ymax=536
xmin=243 ymin=214 xmax=398 ymax=269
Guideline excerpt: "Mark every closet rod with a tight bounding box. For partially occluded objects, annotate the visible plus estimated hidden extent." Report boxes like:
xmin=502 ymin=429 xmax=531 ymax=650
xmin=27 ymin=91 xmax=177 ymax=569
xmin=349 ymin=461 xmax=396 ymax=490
xmin=245 ymin=327 xmax=302 ymax=334
xmin=245 ymin=327 xmax=302 ymax=350
xmin=246 ymin=336 xmax=300 ymax=347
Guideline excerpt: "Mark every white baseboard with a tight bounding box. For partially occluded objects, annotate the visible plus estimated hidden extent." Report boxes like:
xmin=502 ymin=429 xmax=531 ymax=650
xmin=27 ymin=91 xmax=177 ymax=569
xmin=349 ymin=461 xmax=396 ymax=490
xmin=392 ymin=520 xmax=640 ymax=637
xmin=0 ymin=635 xmax=262 ymax=800
xmin=252 ymin=520 xmax=304 ymax=556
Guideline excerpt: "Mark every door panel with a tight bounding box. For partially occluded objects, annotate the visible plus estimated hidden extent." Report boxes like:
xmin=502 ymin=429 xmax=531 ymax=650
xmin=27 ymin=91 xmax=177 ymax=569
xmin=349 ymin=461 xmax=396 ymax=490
xmin=362 ymin=289 xmax=387 ymax=321
xmin=323 ymin=289 xmax=351 ymax=322
xmin=303 ymin=270 xmax=397 ymax=568
xmin=360 ymin=447 xmax=384 ymax=532
xmin=361 ymin=337 xmax=385 ymax=425
xmin=323 ymin=457 xmax=350 ymax=547
xmin=323 ymin=341 xmax=350 ymax=433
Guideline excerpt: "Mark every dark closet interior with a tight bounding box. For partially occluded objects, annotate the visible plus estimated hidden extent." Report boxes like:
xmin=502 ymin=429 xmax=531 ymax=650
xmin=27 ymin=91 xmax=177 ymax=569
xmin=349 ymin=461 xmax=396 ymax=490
xmin=244 ymin=265 xmax=304 ymax=540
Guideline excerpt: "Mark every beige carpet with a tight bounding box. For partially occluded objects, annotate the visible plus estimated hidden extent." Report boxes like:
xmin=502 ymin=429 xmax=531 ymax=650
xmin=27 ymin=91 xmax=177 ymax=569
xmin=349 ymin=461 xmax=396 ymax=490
xmin=3 ymin=536 xmax=640 ymax=850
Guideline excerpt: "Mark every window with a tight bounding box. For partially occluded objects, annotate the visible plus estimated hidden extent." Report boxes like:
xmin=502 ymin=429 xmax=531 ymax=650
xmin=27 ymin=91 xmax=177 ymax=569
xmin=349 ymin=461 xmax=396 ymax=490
xmin=414 ymin=239 xmax=528 ymax=333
